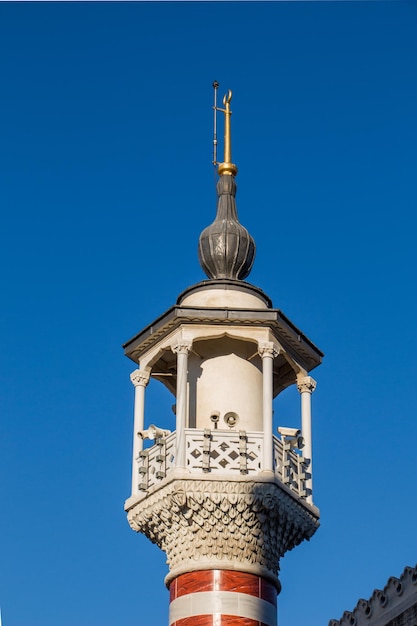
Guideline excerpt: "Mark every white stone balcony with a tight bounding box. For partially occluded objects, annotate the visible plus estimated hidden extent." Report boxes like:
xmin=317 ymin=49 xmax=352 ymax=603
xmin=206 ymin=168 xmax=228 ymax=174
xmin=136 ymin=428 xmax=310 ymax=502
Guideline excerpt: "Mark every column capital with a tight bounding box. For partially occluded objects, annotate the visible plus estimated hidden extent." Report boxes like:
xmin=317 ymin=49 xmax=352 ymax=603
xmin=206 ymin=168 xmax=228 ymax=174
xmin=130 ymin=369 xmax=150 ymax=388
xmin=297 ymin=375 xmax=317 ymax=394
xmin=172 ymin=340 xmax=192 ymax=355
xmin=258 ymin=341 xmax=279 ymax=359
xmin=127 ymin=477 xmax=319 ymax=588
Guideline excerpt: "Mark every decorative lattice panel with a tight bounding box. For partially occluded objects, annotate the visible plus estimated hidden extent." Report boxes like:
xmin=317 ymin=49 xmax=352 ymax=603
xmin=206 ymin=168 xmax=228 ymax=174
xmin=136 ymin=429 xmax=307 ymax=500
xmin=185 ymin=428 xmax=263 ymax=474
xmin=273 ymin=435 xmax=307 ymax=498
xmin=137 ymin=431 xmax=176 ymax=492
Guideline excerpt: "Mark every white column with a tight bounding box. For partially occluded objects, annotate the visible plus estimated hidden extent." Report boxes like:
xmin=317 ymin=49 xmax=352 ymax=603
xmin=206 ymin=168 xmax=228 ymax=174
xmin=259 ymin=342 xmax=278 ymax=472
xmin=297 ymin=375 xmax=317 ymax=504
xmin=130 ymin=369 xmax=150 ymax=495
xmin=172 ymin=341 xmax=192 ymax=469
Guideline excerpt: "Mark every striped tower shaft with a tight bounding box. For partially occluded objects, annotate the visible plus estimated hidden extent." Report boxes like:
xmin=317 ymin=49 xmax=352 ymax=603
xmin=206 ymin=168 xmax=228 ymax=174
xmin=169 ymin=570 xmax=277 ymax=626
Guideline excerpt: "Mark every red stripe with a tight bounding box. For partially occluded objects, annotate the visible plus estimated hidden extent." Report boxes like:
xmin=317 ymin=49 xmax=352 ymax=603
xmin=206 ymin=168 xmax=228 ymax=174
xmin=174 ymin=570 xmax=214 ymax=598
xmin=170 ymin=570 xmax=276 ymax=607
xmin=174 ymin=616 xmax=213 ymax=626
xmin=174 ymin=618 xmax=270 ymax=626
xmin=221 ymin=618 xmax=271 ymax=626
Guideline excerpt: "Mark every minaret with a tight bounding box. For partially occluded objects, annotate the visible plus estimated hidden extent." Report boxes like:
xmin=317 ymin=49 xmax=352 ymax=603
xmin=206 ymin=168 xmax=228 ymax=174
xmin=123 ymin=87 xmax=323 ymax=626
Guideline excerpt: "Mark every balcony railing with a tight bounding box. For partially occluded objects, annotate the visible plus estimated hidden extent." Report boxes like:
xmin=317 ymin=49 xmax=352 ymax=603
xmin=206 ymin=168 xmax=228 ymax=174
xmin=136 ymin=428 xmax=310 ymax=501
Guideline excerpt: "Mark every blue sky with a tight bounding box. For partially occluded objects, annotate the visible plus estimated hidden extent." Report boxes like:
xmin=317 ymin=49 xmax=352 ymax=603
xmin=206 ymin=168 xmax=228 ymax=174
xmin=1 ymin=2 xmax=417 ymax=625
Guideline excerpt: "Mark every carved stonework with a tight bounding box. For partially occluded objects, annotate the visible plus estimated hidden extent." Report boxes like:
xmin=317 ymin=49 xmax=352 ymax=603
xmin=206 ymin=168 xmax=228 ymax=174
xmin=258 ymin=341 xmax=279 ymax=359
xmin=130 ymin=369 xmax=150 ymax=387
xmin=126 ymin=475 xmax=319 ymax=587
xmin=171 ymin=340 xmax=192 ymax=355
xmin=297 ymin=376 xmax=317 ymax=395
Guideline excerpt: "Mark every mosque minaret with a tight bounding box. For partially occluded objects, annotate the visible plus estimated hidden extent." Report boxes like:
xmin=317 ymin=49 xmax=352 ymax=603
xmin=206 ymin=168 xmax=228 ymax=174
xmin=123 ymin=86 xmax=323 ymax=626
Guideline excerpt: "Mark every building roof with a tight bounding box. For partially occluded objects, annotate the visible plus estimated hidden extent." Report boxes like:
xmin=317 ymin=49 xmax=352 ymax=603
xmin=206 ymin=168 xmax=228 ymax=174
xmin=329 ymin=564 xmax=417 ymax=626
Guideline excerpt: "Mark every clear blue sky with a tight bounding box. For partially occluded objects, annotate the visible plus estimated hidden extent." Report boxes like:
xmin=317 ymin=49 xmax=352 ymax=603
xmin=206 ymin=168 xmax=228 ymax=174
xmin=1 ymin=2 xmax=416 ymax=625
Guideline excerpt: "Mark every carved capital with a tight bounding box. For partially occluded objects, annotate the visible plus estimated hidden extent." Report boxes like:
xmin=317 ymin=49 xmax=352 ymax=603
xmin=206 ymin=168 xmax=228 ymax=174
xmin=297 ymin=376 xmax=317 ymax=394
xmin=258 ymin=341 xmax=279 ymax=359
xmin=172 ymin=340 xmax=192 ymax=355
xmin=130 ymin=369 xmax=150 ymax=388
xmin=127 ymin=477 xmax=319 ymax=587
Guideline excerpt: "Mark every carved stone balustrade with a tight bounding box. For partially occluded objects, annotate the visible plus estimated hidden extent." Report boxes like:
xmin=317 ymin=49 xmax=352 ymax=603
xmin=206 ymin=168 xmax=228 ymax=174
xmin=133 ymin=428 xmax=311 ymax=502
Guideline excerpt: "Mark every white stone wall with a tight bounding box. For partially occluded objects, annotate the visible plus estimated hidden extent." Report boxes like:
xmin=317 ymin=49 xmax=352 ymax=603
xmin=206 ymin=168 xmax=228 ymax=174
xmin=188 ymin=337 xmax=263 ymax=431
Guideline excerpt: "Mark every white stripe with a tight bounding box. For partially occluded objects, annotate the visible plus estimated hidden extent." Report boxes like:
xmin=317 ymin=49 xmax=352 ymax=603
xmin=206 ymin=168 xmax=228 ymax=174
xmin=169 ymin=590 xmax=276 ymax=626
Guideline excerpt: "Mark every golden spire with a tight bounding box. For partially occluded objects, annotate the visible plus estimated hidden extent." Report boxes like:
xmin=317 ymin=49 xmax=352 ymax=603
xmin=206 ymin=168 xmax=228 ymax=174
xmin=217 ymin=90 xmax=238 ymax=177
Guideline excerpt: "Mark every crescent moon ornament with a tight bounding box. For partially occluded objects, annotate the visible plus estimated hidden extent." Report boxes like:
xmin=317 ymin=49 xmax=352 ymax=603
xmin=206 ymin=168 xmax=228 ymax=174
xmin=223 ymin=89 xmax=233 ymax=106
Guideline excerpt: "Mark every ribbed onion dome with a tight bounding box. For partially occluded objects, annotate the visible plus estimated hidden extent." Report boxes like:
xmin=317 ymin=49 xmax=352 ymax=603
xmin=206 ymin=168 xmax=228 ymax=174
xmin=198 ymin=174 xmax=255 ymax=281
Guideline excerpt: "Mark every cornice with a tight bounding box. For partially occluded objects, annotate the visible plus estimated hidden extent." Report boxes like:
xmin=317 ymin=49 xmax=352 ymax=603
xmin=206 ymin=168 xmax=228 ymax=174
xmin=329 ymin=565 xmax=417 ymax=626
xmin=123 ymin=303 xmax=323 ymax=372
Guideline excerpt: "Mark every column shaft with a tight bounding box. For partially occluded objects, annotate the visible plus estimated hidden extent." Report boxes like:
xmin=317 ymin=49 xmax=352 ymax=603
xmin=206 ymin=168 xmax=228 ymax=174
xmin=173 ymin=342 xmax=191 ymax=469
xmin=297 ymin=376 xmax=316 ymax=504
xmin=130 ymin=369 xmax=150 ymax=496
xmin=259 ymin=343 xmax=277 ymax=472
xmin=169 ymin=570 xmax=277 ymax=626
xmin=301 ymin=392 xmax=312 ymax=470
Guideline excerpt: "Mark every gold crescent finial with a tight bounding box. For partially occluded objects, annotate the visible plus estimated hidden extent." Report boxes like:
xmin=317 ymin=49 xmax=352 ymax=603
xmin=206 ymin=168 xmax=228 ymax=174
xmin=218 ymin=89 xmax=238 ymax=177
xmin=223 ymin=90 xmax=232 ymax=106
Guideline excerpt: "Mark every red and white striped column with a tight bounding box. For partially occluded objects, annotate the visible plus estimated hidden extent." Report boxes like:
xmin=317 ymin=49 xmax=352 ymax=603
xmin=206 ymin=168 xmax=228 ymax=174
xmin=169 ymin=570 xmax=277 ymax=626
